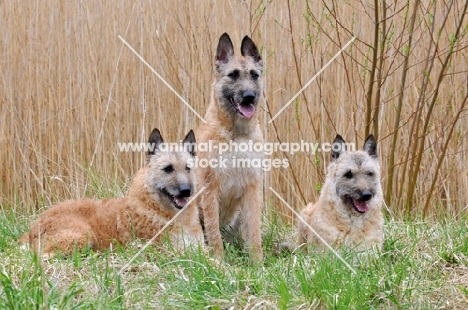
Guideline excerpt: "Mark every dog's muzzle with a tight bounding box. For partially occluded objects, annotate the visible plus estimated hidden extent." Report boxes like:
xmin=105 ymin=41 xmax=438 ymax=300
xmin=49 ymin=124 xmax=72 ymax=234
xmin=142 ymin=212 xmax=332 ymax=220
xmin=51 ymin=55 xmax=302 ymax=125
xmin=161 ymin=185 xmax=192 ymax=209
xmin=347 ymin=190 xmax=373 ymax=213
xmin=230 ymin=91 xmax=257 ymax=119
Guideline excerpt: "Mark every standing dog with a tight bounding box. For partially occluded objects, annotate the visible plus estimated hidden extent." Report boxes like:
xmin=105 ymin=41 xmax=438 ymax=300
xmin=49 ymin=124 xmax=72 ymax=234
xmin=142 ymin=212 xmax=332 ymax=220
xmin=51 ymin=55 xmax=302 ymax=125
xmin=297 ymin=135 xmax=384 ymax=251
xmin=21 ymin=129 xmax=204 ymax=256
xmin=196 ymin=33 xmax=264 ymax=260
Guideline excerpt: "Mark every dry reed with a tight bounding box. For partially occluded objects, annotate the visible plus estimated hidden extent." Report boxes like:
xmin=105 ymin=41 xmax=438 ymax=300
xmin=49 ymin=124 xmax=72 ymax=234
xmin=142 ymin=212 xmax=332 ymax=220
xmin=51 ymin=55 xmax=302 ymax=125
xmin=1 ymin=0 xmax=467 ymax=221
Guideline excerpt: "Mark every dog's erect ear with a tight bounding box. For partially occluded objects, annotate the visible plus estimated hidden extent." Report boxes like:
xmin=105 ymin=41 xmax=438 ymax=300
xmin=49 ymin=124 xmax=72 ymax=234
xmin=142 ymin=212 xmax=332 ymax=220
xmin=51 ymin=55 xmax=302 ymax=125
xmin=331 ymin=134 xmax=347 ymax=161
xmin=148 ymin=128 xmax=164 ymax=156
xmin=216 ymin=33 xmax=234 ymax=65
xmin=241 ymin=35 xmax=262 ymax=63
xmin=363 ymin=134 xmax=377 ymax=158
xmin=182 ymin=130 xmax=196 ymax=157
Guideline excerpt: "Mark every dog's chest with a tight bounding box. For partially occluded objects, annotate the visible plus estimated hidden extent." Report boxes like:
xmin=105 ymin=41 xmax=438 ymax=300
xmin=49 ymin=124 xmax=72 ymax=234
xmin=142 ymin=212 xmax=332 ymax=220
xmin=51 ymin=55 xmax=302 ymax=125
xmin=212 ymin=136 xmax=262 ymax=225
xmin=333 ymin=212 xmax=380 ymax=243
xmin=216 ymin=137 xmax=263 ymax=197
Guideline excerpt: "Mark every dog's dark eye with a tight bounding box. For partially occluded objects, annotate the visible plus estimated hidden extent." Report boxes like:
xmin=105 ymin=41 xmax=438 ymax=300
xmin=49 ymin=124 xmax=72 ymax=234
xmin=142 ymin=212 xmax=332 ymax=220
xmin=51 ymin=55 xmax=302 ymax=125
xmin=163 ymin=165 xmax=174 ymax=173
xmin=367 ymin=171 xmax=374 ymax=177
xmin=344 ymin=171 xmax=353 ymax=179
xmin=185 ymin=166 xmax=191 ymax=172
xmin=250 ymin=70 xmax=259 ymax=80
xmin=228 ymin=70 xmax=239 ymax=79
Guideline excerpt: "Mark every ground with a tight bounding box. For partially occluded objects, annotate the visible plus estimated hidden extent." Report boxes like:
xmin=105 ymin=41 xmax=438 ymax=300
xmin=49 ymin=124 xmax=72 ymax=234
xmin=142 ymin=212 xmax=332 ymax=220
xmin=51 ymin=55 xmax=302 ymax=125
xmin=1 ymin=208 xmax=467 ymax=309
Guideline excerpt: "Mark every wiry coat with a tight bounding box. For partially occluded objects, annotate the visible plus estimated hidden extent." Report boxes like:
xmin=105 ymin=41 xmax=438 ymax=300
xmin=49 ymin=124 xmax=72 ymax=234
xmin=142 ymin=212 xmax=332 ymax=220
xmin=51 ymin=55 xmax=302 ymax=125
xmin=297 ymin=135 xmax=384 ymax=251
xmin=22 ymin=129 xmax=203 ymax=256
xmin=196 ymin=33 xmax=264 ymax=260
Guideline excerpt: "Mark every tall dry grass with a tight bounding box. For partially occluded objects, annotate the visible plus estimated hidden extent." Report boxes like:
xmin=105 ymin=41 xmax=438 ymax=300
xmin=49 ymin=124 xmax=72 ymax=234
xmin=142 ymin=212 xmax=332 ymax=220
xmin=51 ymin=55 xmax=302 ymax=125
xmin=1 ymin=0 xmax=467 ymax=220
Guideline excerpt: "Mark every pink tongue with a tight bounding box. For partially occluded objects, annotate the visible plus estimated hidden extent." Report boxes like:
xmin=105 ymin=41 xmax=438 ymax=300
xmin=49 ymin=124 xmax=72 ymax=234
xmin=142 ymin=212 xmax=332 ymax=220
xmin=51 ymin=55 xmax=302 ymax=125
xmin=238 ymin=104 xmax=255 ymax=119
xmin=353 ymin=200 xmax=369 ymax=212
xmin=174 ymin=196 xmax=189 ymax=207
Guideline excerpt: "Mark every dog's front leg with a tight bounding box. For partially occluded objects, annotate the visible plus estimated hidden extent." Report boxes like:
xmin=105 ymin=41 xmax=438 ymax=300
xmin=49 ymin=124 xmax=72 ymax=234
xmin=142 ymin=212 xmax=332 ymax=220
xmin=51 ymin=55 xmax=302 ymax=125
xmin=240 ymin=182 xmax=263 ymax=261
xmin=201 ymin=182 xmax=224 ymax=258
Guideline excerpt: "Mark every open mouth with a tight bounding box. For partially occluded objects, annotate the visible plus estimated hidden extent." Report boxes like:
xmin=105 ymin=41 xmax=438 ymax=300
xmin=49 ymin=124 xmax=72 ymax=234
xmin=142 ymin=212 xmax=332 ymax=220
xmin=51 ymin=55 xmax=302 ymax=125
xmin=230 ymin=98 xmax=256 ymax=119
xmin=346 ymin=196 xmax=369 ymax=213
xmin=161 ymin=189 xmax=190 ymax=210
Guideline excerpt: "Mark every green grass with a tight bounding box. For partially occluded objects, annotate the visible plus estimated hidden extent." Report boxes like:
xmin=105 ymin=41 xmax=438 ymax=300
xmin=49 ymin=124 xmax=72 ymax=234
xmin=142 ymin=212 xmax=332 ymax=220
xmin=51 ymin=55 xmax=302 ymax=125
xmin=1 ymin=207 xmax=467 ymax=309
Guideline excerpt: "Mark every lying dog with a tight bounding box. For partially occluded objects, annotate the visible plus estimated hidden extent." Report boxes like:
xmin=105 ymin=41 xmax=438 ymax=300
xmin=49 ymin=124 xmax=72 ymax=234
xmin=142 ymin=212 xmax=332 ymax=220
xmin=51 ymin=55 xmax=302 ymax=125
xmin=297 ymin=135 xmax=384 ymax=251
xmin=21 ymin=129 xmax=204 ymax=256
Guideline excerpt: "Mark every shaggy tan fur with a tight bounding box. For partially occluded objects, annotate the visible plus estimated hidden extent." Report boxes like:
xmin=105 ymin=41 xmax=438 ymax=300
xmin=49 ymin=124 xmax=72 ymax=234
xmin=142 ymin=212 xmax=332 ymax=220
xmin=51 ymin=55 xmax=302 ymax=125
xmin=196 ymin=33 xmax=264 ymax=260
xmin=297 ymin=135 xmax=384 ymax=251
xmin=21 ymin=129 xmax=203 ymax=256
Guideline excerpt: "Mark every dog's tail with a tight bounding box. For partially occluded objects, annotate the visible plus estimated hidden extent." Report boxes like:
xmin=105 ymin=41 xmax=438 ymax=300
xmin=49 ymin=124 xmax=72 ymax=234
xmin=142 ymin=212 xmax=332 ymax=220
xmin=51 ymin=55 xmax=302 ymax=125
xmin=18 ymin=233 xmax=29 ymax=244
xmin=278 ymin=241 xmax=295 ymax=252
xmin=273 ymin=241 xmax=303 ymax=256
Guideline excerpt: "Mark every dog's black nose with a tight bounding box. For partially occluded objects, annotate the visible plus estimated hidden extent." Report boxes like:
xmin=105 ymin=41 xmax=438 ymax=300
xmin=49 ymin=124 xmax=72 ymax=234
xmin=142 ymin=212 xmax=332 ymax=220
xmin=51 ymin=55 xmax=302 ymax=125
xmin=242 ymin=91 xmax=256 ymax=104
xmin=360 ymin=190 xmax=373 ymax=201
xmin=179 ymin=184 xmax=191 ymax=197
